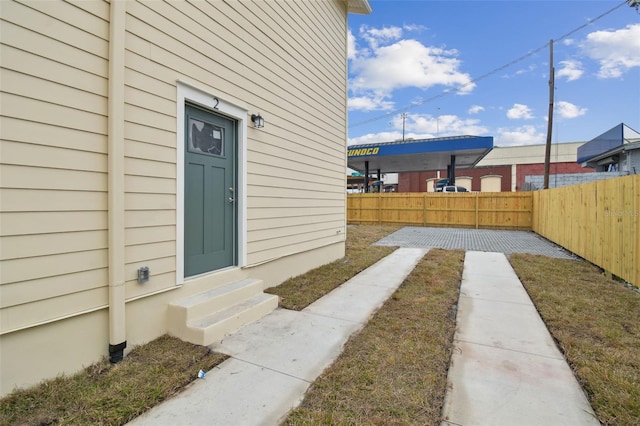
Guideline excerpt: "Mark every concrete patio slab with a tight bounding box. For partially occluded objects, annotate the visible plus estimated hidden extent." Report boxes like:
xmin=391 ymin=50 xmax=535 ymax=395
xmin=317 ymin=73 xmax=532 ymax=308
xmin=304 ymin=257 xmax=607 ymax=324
xmin=375 ymin=226 xmax=576 ymax=259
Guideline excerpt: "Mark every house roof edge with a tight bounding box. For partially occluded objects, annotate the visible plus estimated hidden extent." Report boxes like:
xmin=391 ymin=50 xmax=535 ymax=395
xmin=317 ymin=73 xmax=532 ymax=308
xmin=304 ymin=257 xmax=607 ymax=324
xmin=348 ymin=0 xmax=372 ymax=14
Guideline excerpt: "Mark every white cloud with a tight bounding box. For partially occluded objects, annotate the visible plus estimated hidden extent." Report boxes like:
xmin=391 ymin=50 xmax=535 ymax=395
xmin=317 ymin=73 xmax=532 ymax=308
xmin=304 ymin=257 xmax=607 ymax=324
xmin=506 ymin=104 xmax=534 ymax=120
xmin=389 ymin=113 xmax=488 ymax=136
xmin=358 ymin=24 xmax=427 ymax=51
xmin=349 ymin=39 xmax=475 ymax=96
xmin=516 ymin=64 xmax=537 ymax=75
xmin=348 ymin=132 xmax=402 ymax=145
xmin=347 ymin=29 xmax=357 ymax=60
xmin=364 ymin=26 xmax=403 ymax=41
xmin=557 ymin=60 xmax=584 ymax=81
xmin=468 ymin=105 xmax=485 ymax=114
xmin=581 ymin=23 xmax=640 ymax=78
xmin=555 ymin=101 xmax=587 ymax=119
xmin=495 ymin=125 xmax=545 ymax=146
xmin=348 ymin=95 xmax=394 ymax=111
xmin=348 ymin=113 xmax=488 ymax=145
xmin=501 ymin=64 xmax=537 ymax=79
xmin=403 ymin=24 xmax=427 ymax=33
xmin=360 ymin=25 xmax=404 ymax=50
xmin=413 ymin=114 xmax=487 ymax=135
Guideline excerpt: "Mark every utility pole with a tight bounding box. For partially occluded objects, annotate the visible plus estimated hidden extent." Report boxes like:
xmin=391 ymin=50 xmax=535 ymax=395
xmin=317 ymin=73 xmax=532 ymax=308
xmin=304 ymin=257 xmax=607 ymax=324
xmin=543 ymin=39 xmax=554 ymax=190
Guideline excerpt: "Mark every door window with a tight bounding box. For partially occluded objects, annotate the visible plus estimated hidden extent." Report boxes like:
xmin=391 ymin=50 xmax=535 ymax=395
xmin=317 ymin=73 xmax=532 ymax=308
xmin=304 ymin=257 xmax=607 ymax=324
xmin=188 ymin=118 xmax=224 ymax=157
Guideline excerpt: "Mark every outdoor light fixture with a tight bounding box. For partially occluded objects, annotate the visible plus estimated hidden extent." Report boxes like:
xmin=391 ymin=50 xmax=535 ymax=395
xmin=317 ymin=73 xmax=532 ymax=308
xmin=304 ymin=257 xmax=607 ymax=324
xmin=251 ymin=113 xmax=264 ymax=128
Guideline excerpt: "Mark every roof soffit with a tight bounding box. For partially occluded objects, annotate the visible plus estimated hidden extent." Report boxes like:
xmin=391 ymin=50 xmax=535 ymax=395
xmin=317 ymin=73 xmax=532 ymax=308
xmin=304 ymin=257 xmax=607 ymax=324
xmin=347 ymin=0 xmax=372 ymax=14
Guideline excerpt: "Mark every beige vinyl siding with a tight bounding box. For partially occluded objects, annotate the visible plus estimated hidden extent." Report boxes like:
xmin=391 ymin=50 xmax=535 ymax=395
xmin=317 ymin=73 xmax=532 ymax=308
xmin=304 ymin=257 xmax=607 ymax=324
xmin=122 ymin=86 xmax=177 ymax=298
xmin=0 ymin=0 xmax=357 ymax=395
xmin=241 ymin=1 xmax=348 ymax=263
xmin=124 ymin=0 xmax=348 ymax=268
xmin=0 ymin=0 xmax=110 ymax=333
xmin=122 ymin=2 xmax=184 ymax=299
xmin=1 ymin=0 xmax=349 ymax=330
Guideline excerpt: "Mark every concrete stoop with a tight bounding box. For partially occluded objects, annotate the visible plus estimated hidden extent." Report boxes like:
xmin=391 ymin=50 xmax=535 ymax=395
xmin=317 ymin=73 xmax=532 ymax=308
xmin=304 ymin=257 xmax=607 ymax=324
xmin=167 ymin=278 xmax=279 ymax=346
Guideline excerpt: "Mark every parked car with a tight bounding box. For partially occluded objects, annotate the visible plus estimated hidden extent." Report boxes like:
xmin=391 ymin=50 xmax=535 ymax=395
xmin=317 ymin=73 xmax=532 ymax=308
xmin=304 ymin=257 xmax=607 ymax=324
xmin=441 ymin=185 xmax=469 ymax=193
xmin=434 ymin=178 xmax=450 ymax=191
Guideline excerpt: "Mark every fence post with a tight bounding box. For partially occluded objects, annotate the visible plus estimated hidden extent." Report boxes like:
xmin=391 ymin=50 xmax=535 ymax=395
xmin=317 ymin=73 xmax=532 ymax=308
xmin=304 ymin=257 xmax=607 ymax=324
xmin=475 ymin=193 xmax=479 ymax=229
xmin=635 ymin=175 xmax=639 ymax=288
xmin=378 ymin=193 xmax=382 ymax=224
xmin=423 ymin=193 xmax=428 ymax=226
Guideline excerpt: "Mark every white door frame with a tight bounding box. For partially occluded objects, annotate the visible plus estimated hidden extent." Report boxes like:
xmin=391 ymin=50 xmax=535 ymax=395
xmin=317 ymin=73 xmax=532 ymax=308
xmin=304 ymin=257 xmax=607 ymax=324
xmin=176 ymin=80 xmax=247 ymax=284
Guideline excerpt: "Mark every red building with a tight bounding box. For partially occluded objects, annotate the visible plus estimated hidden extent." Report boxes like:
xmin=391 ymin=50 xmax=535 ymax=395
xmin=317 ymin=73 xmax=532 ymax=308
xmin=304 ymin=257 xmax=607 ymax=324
xmin=397 ymin=142 xmax=594 ymax=192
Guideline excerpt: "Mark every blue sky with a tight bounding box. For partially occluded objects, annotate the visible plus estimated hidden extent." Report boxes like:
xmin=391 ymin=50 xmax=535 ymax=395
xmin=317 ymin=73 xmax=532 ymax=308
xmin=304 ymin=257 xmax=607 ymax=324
xmin=347 ymin=1 xmax=640 ymax=147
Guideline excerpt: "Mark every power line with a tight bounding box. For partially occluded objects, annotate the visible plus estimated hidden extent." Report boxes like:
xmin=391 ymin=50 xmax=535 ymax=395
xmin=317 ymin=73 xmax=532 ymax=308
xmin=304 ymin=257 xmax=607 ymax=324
xmin=349 ymin=0 xmax=629 ymax=129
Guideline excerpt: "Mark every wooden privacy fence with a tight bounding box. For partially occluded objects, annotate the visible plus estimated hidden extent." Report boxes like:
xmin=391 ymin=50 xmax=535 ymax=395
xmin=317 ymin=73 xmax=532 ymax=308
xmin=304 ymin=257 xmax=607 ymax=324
xmin=533 ymin=174 xmax=639 ymax=287
xmin=347 ymin=175 xmax=639 ymax=286
xmin=347 ymin=192 xmax=533 ymax=230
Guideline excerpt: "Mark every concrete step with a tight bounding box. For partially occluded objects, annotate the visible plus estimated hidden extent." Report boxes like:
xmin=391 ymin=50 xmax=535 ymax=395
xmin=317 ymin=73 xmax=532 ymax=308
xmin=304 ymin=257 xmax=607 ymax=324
xmin=168 ymin=279 xmax=279 ymax=346
xmin=188 ymin=293 xmax=279 ymax=346
xmin=169 ymin=278 xmax=265 ymax=325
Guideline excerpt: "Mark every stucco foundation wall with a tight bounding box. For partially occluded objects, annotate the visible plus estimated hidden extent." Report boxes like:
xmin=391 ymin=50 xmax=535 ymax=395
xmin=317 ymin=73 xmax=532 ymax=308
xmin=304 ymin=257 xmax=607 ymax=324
xmin=0 ymin=310 xmax=109 ymax=397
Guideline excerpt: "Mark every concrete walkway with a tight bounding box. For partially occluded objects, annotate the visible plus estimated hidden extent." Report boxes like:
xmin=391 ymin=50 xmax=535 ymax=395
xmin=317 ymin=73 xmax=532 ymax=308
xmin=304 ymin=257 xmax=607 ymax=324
xmin=128 ymin=247 xmax=428 ymax=426
xmin=129 ymin=241 xmax=599 ymax=425
xmin=441 ymin=251 xmax=599 ymax=426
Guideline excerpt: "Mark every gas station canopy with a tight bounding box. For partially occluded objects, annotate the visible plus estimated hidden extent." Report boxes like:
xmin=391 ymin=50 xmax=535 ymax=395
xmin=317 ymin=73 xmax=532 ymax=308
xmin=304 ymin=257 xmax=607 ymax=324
xmin=347 ymin=135 xmax=493 ymax=174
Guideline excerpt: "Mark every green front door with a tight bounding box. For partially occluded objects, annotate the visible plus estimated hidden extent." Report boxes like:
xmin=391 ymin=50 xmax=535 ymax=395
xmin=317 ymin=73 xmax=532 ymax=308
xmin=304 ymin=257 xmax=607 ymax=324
xmin=184 ymin=104 xmax=236 ymax=277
